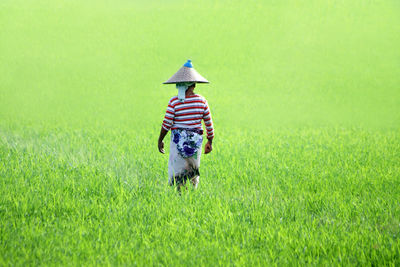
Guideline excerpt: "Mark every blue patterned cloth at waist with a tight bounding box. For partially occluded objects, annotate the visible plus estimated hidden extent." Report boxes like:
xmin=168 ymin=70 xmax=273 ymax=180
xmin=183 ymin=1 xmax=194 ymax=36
xmin=178 ymin=128 xmax=204 ymax=135
xmin=171 ymin=128 xmax=203 ymax=158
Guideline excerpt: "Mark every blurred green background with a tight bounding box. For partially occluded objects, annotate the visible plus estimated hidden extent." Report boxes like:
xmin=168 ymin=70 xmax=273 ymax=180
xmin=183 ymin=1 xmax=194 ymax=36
xmin=1 ymin=0 xmax=399 ymax=131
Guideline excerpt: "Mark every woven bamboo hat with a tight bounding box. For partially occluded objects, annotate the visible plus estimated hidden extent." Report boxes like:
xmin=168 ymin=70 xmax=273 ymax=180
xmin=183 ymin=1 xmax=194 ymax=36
xmin=163 ymin=60 xmax=209 ymax=84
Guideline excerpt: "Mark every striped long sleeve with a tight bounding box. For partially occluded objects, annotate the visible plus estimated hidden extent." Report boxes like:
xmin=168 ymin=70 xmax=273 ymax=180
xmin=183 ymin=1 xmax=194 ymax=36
xmin=203 ymin=101 xmax=214 ymax=139
xmin=162 ymin=99 xmax=175 ymax=131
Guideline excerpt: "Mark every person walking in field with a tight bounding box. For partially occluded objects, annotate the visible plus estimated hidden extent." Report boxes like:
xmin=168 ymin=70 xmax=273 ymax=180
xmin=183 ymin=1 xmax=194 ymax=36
xmin=158 ymin=60 xmax=214 ymax=190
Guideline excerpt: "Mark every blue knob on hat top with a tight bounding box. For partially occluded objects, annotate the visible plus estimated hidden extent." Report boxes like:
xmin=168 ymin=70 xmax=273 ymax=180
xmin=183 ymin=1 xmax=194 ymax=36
xmin=183 ymin=59 xmax=193 ymax=68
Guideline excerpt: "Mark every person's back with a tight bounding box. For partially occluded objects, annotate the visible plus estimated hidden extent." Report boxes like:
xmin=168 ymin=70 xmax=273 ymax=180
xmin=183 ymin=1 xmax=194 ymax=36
xmin=162 ymin=93 xmax=214 ymax=139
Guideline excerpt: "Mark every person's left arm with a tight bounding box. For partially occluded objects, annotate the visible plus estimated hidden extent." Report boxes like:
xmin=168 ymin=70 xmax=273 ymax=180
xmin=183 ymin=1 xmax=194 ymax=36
xmin=158 ymin=99 xmax=175 ymax=153
xmin=158 ymin=127 xmax=168 ymax=154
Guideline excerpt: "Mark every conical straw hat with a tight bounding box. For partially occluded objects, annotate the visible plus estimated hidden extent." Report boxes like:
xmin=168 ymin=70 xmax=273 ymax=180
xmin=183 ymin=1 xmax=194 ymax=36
xmin=163 ymin=60 xmax=209 ymax=84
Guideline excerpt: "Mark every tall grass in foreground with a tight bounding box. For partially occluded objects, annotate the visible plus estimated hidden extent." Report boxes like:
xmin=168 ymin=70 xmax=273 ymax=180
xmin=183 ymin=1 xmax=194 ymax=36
xmin=1 ymin=126 xmax=399 ymax=265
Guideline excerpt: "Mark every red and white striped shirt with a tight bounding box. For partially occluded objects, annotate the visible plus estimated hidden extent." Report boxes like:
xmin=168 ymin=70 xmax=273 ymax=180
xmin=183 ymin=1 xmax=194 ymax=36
xmin=162 ymin=94 xmax=214 ymax=139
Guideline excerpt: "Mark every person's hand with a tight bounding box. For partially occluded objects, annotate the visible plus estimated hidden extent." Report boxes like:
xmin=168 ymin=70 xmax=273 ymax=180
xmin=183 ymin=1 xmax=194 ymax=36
xmin=158 ymin=140 xmax=165 ymax=154
xmin=204 ymin=141 xmax=212 ymax=154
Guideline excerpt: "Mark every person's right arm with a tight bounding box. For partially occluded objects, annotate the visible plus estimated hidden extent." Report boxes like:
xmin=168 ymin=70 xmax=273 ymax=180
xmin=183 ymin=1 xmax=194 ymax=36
xmin=203 ymin=100 xmax=214 ymax=154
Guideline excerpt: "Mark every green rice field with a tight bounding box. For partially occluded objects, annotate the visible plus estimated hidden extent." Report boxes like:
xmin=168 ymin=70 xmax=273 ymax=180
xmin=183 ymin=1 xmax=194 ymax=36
xmin=1 ymin=0 xmax=400 ymax=265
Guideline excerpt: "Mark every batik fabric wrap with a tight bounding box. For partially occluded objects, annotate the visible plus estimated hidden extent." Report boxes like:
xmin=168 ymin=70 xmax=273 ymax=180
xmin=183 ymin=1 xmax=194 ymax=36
xmin=168 ymin=129 xmax=203 ymax=187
